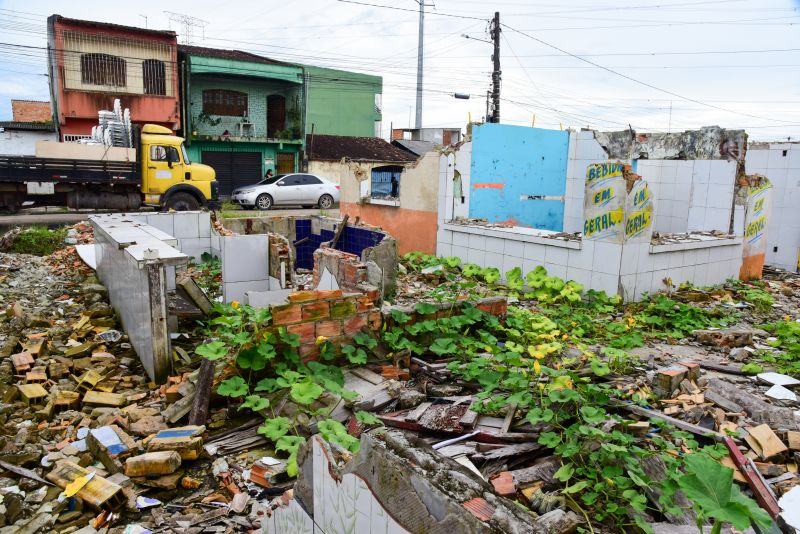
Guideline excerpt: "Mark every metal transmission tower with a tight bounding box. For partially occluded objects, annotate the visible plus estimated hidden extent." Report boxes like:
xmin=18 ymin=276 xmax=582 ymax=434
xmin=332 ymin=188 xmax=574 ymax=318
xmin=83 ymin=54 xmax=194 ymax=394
xmin=414 ymin=0 xmax=435 ymax=129
xmin=489 ymin=12 xmax=501 ymax=123
xmin=164 ymin=11 xmax=209 ymax=45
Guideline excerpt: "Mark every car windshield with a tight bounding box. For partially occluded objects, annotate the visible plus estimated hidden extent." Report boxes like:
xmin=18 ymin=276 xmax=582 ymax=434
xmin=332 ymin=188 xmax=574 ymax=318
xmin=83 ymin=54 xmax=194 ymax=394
xmin=258 ymin=174 xmax=286 ymax=185
xmin=181 ymin=144 xmax=191 ymax=165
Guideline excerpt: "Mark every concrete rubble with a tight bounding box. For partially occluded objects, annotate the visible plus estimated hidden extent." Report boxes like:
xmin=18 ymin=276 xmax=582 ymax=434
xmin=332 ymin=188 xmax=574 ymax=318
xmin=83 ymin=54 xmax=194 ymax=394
xmin=0 ymin=217 xmax=798 ymax=534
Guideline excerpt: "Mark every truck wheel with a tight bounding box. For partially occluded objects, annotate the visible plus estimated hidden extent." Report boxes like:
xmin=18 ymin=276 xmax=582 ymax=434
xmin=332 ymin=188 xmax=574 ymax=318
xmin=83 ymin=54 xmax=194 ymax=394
xmin=318 ymin=194 xmax=334 ymax=209
xmin=165 ymin=192 xmax=200 ymax=211
xmin=256 ymin=194 xmax=273 ymax=210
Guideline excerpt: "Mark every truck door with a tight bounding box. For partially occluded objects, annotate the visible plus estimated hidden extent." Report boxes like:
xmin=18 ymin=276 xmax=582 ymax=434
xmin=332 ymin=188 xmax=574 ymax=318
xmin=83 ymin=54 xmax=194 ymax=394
xmin=147 ymin=144 xmax=183 ymax=195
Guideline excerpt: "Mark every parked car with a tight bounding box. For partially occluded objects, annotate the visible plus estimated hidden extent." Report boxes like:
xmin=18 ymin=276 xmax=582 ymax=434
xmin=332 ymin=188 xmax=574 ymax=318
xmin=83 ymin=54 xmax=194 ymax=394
xmin=231 ymin=173 xmax=340 ymax=210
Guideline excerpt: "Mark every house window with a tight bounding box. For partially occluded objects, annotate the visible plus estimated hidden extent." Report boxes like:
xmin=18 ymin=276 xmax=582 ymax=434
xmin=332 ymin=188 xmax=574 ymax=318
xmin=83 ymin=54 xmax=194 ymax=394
xmin=80 ymin=53 xmax=126 ymax=87
xmin=143 ymin=59 xmax=166 ymax=95
xmin=203 ymin=89 xmax=247 ymax=116
xmin=371 ymin=165 xmax=404 ymax=199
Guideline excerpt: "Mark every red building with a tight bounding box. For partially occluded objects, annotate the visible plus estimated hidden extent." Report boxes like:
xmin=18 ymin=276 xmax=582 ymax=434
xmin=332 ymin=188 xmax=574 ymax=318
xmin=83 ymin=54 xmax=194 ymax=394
xmin=46 ymin=15 xmax=180 ymax=141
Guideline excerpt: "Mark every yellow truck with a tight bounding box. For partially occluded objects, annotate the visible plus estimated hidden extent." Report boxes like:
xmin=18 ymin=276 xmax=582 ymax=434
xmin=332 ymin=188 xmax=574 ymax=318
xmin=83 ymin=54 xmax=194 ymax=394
xmin=0 ymin=124 xmax=218 ymax=211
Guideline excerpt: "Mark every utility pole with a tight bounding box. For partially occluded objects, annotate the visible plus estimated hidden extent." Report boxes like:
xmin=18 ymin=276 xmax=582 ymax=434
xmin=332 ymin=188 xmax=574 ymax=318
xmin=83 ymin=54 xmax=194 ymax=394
xmin=490 ymin=11 xmax=501 ymax=123
xmin=414 ymin=1 xmax=426 ymax=129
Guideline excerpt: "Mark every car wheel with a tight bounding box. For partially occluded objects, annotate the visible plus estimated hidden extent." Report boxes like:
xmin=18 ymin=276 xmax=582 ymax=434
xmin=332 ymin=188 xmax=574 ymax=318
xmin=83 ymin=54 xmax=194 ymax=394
xmin=164 ymin=192 xmax=200 ymax=211
xmin=318 ymin=194 xmax=334 ymax=209
xmin=256 ymin=194 xmax=273 ymax=210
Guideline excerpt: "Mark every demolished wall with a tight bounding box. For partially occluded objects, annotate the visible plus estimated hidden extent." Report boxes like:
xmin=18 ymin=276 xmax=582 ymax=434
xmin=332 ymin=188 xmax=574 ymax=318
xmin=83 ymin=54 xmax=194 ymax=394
xmin=592 ymin=126 xmax=747 ymax=161
xmin=266 ymin=432 xmax=546 ymax=534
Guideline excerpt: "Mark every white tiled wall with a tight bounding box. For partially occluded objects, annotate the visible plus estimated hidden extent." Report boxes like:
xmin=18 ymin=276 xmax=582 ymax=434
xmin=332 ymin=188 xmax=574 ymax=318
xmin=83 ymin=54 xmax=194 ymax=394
xmin=747 ymin=143 xmax=800 ymax=272
xmin=563 ymin=130 xmax=611 ymax=233
xmin=620 ymin=239 xmax=743 ymax=301
xmin=220 ymin=234 xmax=270 ymax=303
xmin=438 ymin=142 xmax=472 ymax=223
xmin=264 ymin=436 xmax=410 ymax=534
xmin=437 ymin=224 xmax=742 ymax=302
xmin=561 ymin=131 xmax=737 ymax=235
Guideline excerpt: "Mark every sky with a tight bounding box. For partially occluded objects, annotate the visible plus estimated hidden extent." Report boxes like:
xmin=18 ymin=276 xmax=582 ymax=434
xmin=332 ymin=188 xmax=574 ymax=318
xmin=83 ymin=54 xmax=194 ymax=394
xmin=0 ymin=0 xmax=799 ymax=141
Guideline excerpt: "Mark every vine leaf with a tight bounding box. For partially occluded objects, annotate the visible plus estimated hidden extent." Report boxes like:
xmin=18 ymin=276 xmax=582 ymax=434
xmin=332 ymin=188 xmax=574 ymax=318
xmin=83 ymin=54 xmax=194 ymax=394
xmin=217 ymin=376 xmax=248 ymax=397
xmin=290 ymin=381 xmax=324 ymax=405
xmin=241 ymin=395 xmax=270 ymax=412
xmin=195 ymin=341 xmax=227 ymax=360
xmin=257 ymin=417 xmax=290 ymax=441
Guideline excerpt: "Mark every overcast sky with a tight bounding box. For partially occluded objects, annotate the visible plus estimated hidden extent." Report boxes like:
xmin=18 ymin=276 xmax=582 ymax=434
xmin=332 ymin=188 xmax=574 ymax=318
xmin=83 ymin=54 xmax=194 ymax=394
xmin=1 ymin=0 xmax=799 ymax=140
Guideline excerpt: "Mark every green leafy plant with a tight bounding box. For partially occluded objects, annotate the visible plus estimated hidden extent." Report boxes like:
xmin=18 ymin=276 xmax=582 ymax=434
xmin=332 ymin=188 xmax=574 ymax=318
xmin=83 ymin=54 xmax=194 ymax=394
xmin=678 ymin=453 xmax=772 ymax=533
xmin=7 ymin=225 xmax=68 ymax=256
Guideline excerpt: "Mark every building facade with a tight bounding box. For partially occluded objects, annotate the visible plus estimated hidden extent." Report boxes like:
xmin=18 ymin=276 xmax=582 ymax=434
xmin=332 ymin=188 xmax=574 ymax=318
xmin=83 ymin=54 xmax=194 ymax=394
xmin=305 ymin=66 xmax=382 ymax=138
xmin=179 ymin=46 xmax=306 ymax=196
xmin=46 ymin=15 xmax=180 ymax=141
xmin=179 ymin=46 xmax=384 ymax=197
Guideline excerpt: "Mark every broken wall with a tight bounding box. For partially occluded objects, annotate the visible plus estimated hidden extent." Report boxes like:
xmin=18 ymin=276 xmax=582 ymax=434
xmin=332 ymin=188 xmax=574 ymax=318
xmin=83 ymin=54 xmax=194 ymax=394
xmin=269 ymin=288 xmax=380 ymax=360
xmin=746 ymin=142 xmax=800 ymax=272
xmin=469 ymin=123 xmax=568 ymax=230
xmin=339 ymin=152 xmax=441 ymax=255
xmin=91 ymin=214 xmax=190 ymax=383
xmin=564 ymin=130 xmax=739 ymax=235
xmin=266 ymin=432 xmax=539 ymax=534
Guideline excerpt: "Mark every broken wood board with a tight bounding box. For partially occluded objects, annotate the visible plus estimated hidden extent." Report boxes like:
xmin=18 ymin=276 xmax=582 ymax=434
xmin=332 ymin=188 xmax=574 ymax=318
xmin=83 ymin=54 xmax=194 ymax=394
xmin=744 ymin=424 xmax=788 ymax=461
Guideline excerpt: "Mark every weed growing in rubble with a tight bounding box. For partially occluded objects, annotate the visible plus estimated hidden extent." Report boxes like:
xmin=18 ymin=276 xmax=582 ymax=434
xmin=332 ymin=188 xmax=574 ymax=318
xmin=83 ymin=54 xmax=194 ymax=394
xmin=754 ymin=320 xmax=800 ymax=376
xmin=191 ymin=252 xmax=222 ymax=297
xmin=194 ymin=302 xmax=364 ymax=475
xmin=678 ymin=454 xmax=772 ymax=534
xmin=634 ymin=294 xmax=731 ymax=339
xmin=7 ymin=225 xmax=68 ymax=256
xmin=385 ymin=302 xmax=767 ymax=533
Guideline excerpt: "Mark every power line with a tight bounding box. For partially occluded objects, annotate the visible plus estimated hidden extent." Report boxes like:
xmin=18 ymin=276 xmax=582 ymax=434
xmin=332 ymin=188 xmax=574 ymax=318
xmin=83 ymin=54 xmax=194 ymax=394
xmin=501 ymin=23 xmax=799 ymax=125
xmin=335 ymin=0 xmax=486 ymax=20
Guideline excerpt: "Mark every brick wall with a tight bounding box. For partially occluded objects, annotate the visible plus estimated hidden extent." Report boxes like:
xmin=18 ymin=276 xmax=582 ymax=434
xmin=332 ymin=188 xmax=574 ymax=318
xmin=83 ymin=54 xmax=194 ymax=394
xmin=312 ymin=247 xmax=379 ymax=299
xmin=11 ymin=100 xmax=51 ymax=122
xmin=270 ymin=289 xmax=381 ymax=360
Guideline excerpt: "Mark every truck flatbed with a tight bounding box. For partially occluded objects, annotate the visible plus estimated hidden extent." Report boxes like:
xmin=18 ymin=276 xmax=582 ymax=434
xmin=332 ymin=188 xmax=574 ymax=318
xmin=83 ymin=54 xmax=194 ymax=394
xmin=0 ymin=156 xmax=140 ymax=185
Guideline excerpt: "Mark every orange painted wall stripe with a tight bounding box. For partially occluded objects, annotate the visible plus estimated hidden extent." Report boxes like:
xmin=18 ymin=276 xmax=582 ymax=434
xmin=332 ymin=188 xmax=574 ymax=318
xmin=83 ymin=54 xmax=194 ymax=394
xmin=472 ymin=183 xmax=504 ymax=189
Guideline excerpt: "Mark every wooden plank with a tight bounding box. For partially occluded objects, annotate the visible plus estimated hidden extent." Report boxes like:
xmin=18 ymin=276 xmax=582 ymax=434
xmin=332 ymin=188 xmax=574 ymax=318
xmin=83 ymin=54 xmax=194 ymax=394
xmin=704 ymin=389 xmax=743 ymax=413
xmin=616 ymin=402 xmax=729 ymax=442
xmin=177 ymin=275 xmax=213 ymax=315
xmin=188 ymin=358 xmax=215 ymax=426
xmin=696 ymin=361 xmax=746 ymax=376
xmin=638 ymin=455 xmax=696 ymax=525
xmin=510 ymin=457 xmax=560 ymax=487
xmin=329 ymin=214 xmax=349 ymax=249
xmin=405 ymin=402 xmax=432 ymax=423
xmin=723 ymin=437 xmax=781 ymax=519
xmin=501 ymin=404 xmax=517 ymax=434
xmin=473 ymin=442 xmax=541 ymax=461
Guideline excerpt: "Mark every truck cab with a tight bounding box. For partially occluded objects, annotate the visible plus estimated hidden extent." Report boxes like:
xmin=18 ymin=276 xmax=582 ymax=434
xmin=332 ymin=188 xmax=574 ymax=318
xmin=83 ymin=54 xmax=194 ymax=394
xmin=140 ymin=125 xmax=218 ymax=211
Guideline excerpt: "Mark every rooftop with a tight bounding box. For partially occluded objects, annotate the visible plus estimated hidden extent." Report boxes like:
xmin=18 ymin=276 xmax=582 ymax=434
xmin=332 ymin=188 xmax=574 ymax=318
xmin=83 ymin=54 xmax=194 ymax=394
xmin=392 ymin=139 xmax=435 ymax=156
xmin=306 ymin=134 xmax=418 ymax=163
xmin=49 ymin=14 xmax=176 ymax=39
xmin=179 ymin=45 xmax=295 ymax=67
xmin=0 ymin=121 xmax=56 ymax=132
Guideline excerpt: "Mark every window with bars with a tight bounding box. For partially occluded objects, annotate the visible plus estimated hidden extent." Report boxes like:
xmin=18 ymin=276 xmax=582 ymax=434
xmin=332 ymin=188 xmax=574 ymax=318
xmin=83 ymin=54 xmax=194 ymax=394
xmin=371 ymin=165 xmax=403 ymax=199
xmin=143 ymin=59 xmax=166 ymax=95
xmin=203 ymin=89 xmax=248 ymax=117
xmin=80 ymin=53 xmax=126 ymax=87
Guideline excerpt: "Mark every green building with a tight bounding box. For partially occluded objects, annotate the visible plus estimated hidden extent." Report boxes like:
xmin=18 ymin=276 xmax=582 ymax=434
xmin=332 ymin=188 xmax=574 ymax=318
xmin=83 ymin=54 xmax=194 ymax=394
xmin=178 ymin=45 xmax=382 ymax=196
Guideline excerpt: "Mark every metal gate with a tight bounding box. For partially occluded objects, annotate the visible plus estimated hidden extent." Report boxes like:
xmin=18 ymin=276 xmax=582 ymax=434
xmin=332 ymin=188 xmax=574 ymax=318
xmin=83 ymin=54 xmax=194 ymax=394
xmin=201 ymin=151 xmax=262 ymax=197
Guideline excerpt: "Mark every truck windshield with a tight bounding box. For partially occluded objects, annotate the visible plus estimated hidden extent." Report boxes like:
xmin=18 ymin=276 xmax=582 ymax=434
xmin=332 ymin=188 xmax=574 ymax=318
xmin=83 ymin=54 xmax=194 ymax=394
xmin=181 ymin=145 xmax=191 ymax=165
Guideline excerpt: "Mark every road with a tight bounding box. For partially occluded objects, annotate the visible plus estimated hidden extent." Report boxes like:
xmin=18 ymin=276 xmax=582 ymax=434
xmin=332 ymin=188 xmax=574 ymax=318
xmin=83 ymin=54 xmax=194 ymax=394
xmin=0 ymin=207 xmax=340 ymax=229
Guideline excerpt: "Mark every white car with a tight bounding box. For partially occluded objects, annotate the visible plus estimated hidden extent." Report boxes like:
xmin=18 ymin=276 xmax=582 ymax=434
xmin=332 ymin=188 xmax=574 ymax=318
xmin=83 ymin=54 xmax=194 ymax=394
xmin=231 ymin=173 xmax=340 ymax=210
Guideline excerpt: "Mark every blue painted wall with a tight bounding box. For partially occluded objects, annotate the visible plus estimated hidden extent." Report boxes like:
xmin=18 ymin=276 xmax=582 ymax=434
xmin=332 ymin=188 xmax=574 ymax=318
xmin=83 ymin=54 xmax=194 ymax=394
xmin=469 ymin=123 xmax=569 ymax=230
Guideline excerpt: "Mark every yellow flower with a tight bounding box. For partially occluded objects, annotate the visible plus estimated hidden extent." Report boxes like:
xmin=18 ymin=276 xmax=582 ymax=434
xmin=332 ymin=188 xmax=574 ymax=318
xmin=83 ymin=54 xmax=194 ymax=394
xmin=534 ymin=360 xmax=541 ymax=375
xmin=231 ymin=301 xmax=240 ymax=309
xmin=316 ymin=335 xmax=328 ymax=345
